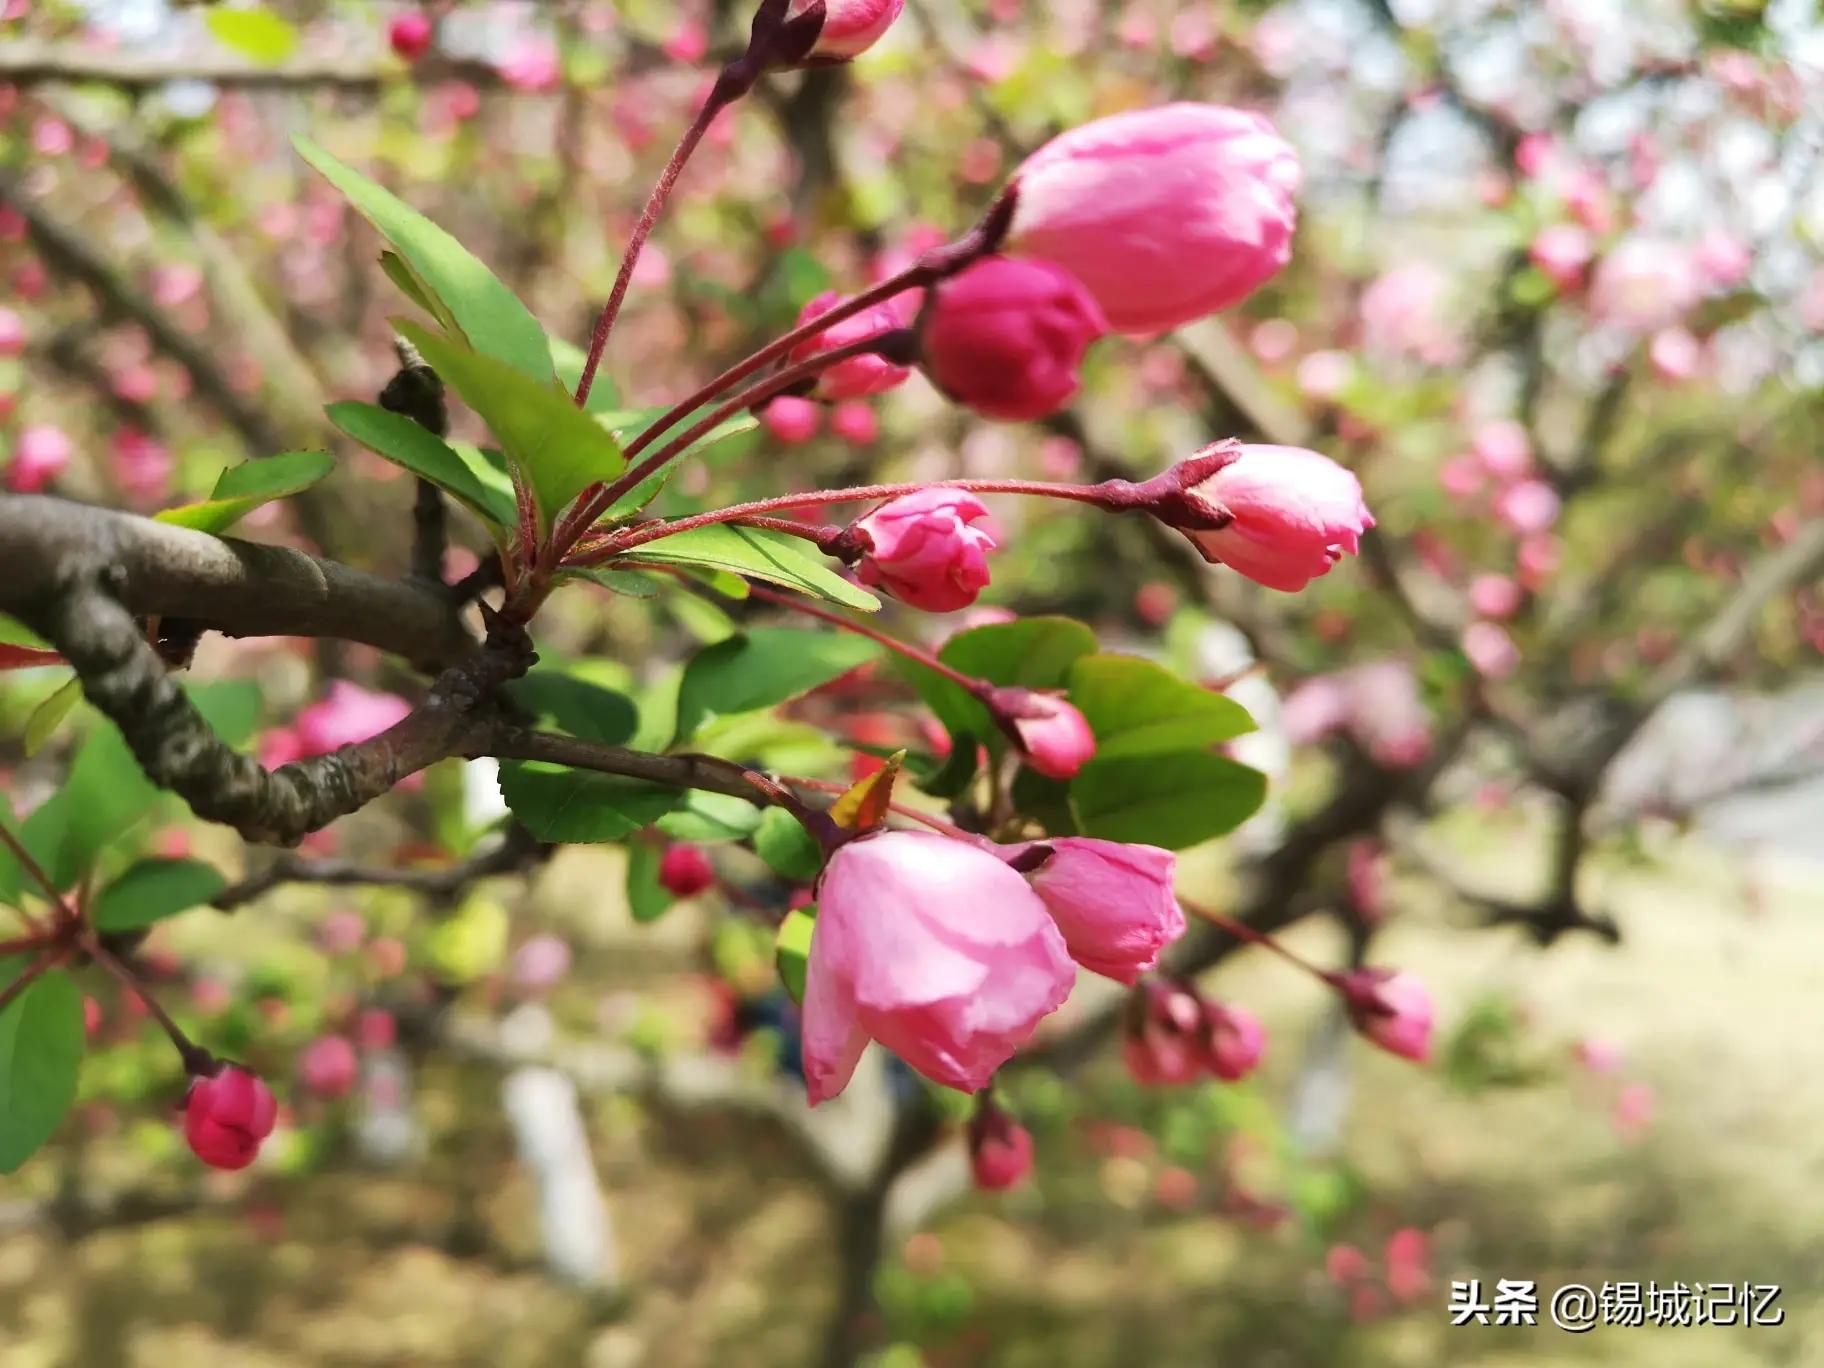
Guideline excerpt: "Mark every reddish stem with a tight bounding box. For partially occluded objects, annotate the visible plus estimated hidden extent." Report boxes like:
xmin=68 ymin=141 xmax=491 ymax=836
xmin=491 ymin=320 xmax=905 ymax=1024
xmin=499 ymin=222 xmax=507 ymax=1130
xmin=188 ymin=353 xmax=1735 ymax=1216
xmin=1180 ymin=898 xmax=1332 ymax=982
xmin=83 ymin=934 xmax=214 ymax=1076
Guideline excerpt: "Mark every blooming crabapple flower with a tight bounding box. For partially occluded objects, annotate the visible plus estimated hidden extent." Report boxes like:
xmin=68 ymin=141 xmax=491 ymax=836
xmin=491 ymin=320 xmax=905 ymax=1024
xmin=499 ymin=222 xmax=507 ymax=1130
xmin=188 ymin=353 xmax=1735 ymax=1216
xmin=1337 ymin=968 xmax=1434 ymax=1063
xmin=388 ymin=11 xmax=434 ymax=61
xmin=184 ymin=1066 xmax=279 ymax=1170
xmin=986 ymin=689 xmax=1095 ymax=780
xmin=788 ymin=291 xmax=913 ymax=400
xmin=1468 ymin=574 xmax=1524 ymax=620
xmin=1695 ymin=230 xmax=1751 ymax=291
xmin=1529 ymin=224 xmax=1594 ymax=291
xmin=1170 ymin=443 xmax=1373 ymax=592
xmin=299 ymin=1035 xmax=358 ymax=1100
xmin=295 ymin=681 xmax=412 ymax=755
xmin=917 ymin=256 xmax=1108 ymax=421
xmin=658 ymin=842 xmax=716 ymax=897
xmin=999 ymin=838 xmax=1183 ymax=983
xmin=760 ymin=395 xmax=821 ymax=445
xmin=968 ymin=1099 xmax=1035 ymax=1191
xmin=1589 ymin=238 xmax=1699 ymax=333
xmin=1493 ymin=479 xmax=1560 ymax=535
xmin=1461 ymin=621 xmax=1521 ymax=679
xmin=1008 ymin=103 xmax=1300 ymax=334
xmin=851 ymin=488 xmax=997 ymax=612
xmin=789 ymin=0 xmax=905 ymax=61
xmin=1358 ymin=264 xmax=1458 ymax=365
xmin=1294 ymin=349 xmax=1352 ymax=401
xmin=6 ymin=424 xmax=71 ymax=493
xmin=801 ymin=830 xmax=1075 ymax=1103
xmin=1649 ymin=327 xmax=1704 ymax=382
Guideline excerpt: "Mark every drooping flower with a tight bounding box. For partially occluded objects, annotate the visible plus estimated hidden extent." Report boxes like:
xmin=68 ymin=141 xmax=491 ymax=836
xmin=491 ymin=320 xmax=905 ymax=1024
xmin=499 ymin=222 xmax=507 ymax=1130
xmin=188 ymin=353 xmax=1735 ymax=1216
xmin=918 ymin=256 xmax=1107 ymax=421
xmin=1337 ymin=968 xmax=1434 ymax=1063
xmin=801 ymin=830 xmax=1075 ymax=1103
xmin=1008 ymin=103 xmax=1300 ymax=334
xmin=790 ymin=0 xmax=906 ymax=61
xmin=984 ymin=688 xmax=1095 ymax=779
xmin=852 ymin=488 xmax=998 ymax=612
xmin=968 ymin=1096 xmax=1035 ymax=1191
xmin=184 ymin=1066 xmax=279 ymax=1170
xmin=1000 ymin=838 xmax=1183 ymax=983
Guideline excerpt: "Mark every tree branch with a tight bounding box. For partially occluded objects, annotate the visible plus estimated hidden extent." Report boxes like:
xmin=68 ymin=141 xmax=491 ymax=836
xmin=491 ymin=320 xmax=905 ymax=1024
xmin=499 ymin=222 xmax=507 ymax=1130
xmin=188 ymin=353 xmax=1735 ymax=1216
xmin=213 ymin=823 xmax=547 ymax=912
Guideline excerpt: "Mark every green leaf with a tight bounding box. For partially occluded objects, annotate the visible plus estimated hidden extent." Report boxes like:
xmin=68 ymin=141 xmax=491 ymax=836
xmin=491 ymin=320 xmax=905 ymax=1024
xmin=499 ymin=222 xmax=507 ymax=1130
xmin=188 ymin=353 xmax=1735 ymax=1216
xmin=379 ymin=250 xmax=453 ymax=331
xmin=625 ymin=841 xmax=673 ymax=923
xmin=574 ymin=567 xmax=663 ymax=599
xmin=656 ymin=791 xmax=763 ymax=842
xmin=1011 ymin=765 xmax=1078 ymax=836
xmin=752 ymin=807 xmax=823 ymax=883
xmin=549 ymin=337 xmax=621 ymax=415
xmin=905 ymin=616 xmax=1098 ymax=746
xmin=616 ymin=524 xmax=878 ymax=611
xmin=23 ymin=678 xmax=80 ymax=758
xmin=775 ymin=907 xmax=816 ymax=1005
xmin=186 ymin=679 xmax=263 ymax=749
xmin=676 ymin=628 xmax=880 ymax=740
xmin=33 ymin=727 xmax=160 ymax=890
xmin=294 ymin=137 xmax=552 ymax=381
xmin=205 ymin=8 xmax=299 ymax=63
xmin=1068 ymin=752 xmax=1266 ymax=849
xmin=0 ymin=968 xmax=83 ymax=1173
xmin=498 ymin=762 xmax=680 ymax=843
xmin=594 ymin=407 xmax=759 ymax=516
xmin=1067 ymin=654 xmax=1255 ymax=760
xmin=154 ymin=450 xmax=336 ymax=536
xmin=327 ymin=400 xmax=517 ymax=529
xmin=90 ymin=858 xmax=226 ymax=933
xmin=398 ymin=322 xmax=624 ymax=524
xmin=504 ymin=671 xmax=638 ymax=746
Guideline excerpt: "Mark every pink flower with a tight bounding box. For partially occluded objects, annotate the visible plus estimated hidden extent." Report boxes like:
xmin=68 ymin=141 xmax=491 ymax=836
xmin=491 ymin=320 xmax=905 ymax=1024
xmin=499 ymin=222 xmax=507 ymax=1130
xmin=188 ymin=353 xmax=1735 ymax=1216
xmin=1202 ymin=1001 xmax=1265 ymax=1081
xmin=1612 ymin=1082 xmax=1655 ymax=1138
xmin=790 ymin=0 xmax=905 ymax=61
xmin=1589 ymin=238 xmax=1699 ymax=332
xmin=356 ymin=1008 xmax=397 ymax=1052
xmin=1001 ymin=838 xmax=1182 ymax=983
xmin=968 ymin=1099 xmax=1034 ymax=1191
xmin=1172 ymin=443 xmax=1373 ymax=592
xmin=1493 ymin=479 xmax=1560 ymax=535
xmin=658 ymin=842 xmax=716 ymax=897
xmin=986 ymin=689 xmax=1095 ymax=779
xmin=299 ymin=1035 xmax=358 ymax=1100
xmin=829 ymin=400 xmax=880 ymax=445
xmin=1346 ymin=661 xmax=1432 ymax=768
xmin=1529 ymin=224 xmax=1594 ymax=291
xmin=852 ymin=488 xmax=998 ymax=612
xmin=388 ymin=11 xmax=434 ymax=61
xmin=919 ymin=256 xmax=1107 ymax=421
xmin=1326 ymin=1243 xmax=1370 ymax=1286
xmin=1359 ymin=264 xmax=1458 ymax=365
xmin=789 ymin=291 xmax=912 ymax=400
xmin=1471 ymin=419 xmax=1531 ymax=481
xmin=1649 ymin=327 xmax=1704 ymax=382
xmin=1462 ymin=621 xmax=1521 ymax=679
xmin=499 ymin=36 xmax=561 ymax=92
xmin=184 ymin=1066 xmax=279 ymax=1170
xmin=1338 ymin=968 xmax=1434 ymax=1063
xmin=1009 ymin=104 xmax=1300 ymax=334
xmin=6 ymin=424 xmax=71 ymax=493
xmin=1468 ymin=574 xmax=1524 ymax=619
xmin=1695 ymin=230 xmax=1751 ymax=291
xmin=294 ymin=681 xmax=412 ymax=755
xmin=1295 ymin=350 xmax=1352 ymax=401
xmin=0 ymin=305 xmax=23 ymax=357
xmin=760 ymin=395 xmax=822 ymax=445
xmin=801 ymin=830 xmax=1075 ymax=1103
xmin=1573 ymin=1035 xmax=1623 ymax=1075
xmin=661 ymin=17 xmax=709 ymax=63
xmin=1385 ymin=1228 xmax=1432 ymax=1303
xmin=511 ymin=933 xmax=573 ymax=989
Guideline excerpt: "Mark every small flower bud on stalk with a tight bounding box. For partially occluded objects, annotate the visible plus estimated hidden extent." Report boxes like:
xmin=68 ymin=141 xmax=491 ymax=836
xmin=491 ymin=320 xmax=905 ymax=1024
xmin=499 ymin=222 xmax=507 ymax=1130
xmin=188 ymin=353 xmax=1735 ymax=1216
xmin=184 ymin=1064 xmax=279 ymax=1170
xmin=1334 ymin=967 xmax=1434 ymax=1062
xmin=968 ymin=1094 xmax=1035 ymax=1191
xmin=982 ymin=687 xmax=1096 ymax=779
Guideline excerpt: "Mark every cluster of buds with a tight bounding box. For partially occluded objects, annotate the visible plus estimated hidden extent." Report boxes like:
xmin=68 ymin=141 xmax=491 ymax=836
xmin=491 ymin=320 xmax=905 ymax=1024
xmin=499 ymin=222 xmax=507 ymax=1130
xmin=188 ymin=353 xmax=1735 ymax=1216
xmin=1122 ymin=977 xmax=1266 ymax=1086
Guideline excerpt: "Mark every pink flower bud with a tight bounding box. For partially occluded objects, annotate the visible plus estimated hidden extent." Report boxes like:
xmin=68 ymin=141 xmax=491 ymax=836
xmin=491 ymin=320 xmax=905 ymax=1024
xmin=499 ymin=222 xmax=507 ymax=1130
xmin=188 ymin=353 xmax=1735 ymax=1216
xmin=1695 ymin=229 xmax=1751 ymax=291
xmin=658 ymin=842 xmax=716 ymax=897
xmin=802 ymin=831 xmax=1075 ymax=1103
xmin=1200 ymin=1001 xmax=1265 ymax=1082
xmin=1529 ymin=224 xmax=1594 ymax=291
xmin=918 ymin=256 xmax=1107 ymax=421
xmin=6 ymin=424 xmax=71 ymax=493
xmin=790 ymin=0 xmax=905 ymax=61
xmin=829 ymin=400 xmax=880 ymax=445
xmin=388 ymin=11 xmax=434 ymax=61
xmin=511 ymin=933 xmax=573 ymax=990
xmin=1470 ymin=420 xmax=1531 ymax=481
xmin=1001 ymin=838 xmax=1182 ymax=983
xmin=852 ymin=488 xmax=998 ymax=612
xmin=184 ymin=1066 xmax=279 ymax=1170
xmin=299 ymin=1035 xmax=358 ymax=1100
xmin=1461 ymin=621 xmax=1521 ymax=679
xmin=987 ymin=689 xmax=1095 ymax=780
xmin=1589 ymin=238 xmax=1699 ymax=333
xmin=0 ymin=305 xmax=23 ymax=357
xmin=295 ymin=682 xmax=412 ymax=756
xmin=1493 ymin=479 xmax=1560 ymax=535
xmin=1170 ymin=443 xmax=1373 ymax=592
xmin=356 ymin=1008 xmax=397 ymax=1052
xmin=1648 ymin=327 xmax=1704 ymax=382
xmin=1009 ymin=103 xmax=1300 ymax=334
xmin=968 ymin=1099 xmax=1034 ymax=1191
xmin=1338 ymin=968 xmax=1434 ymax=1063
xmin=788 ymin=291 xmax=912 ymax=400
xmin=760 ymin=395 xmax=822 ymax=445
xmin=1468 ymin=574 xmax=1523 ymax=619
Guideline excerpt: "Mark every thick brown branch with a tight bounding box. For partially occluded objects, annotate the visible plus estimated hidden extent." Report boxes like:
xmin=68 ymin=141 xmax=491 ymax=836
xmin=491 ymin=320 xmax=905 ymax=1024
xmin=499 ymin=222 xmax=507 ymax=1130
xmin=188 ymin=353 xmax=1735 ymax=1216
xmin=0 ymin=41 xmax=509 ymax=91
xmin=487 ymin=730 xmax=781 ymax=807
xmin=0 ymin=496 xmax=474 ymax=671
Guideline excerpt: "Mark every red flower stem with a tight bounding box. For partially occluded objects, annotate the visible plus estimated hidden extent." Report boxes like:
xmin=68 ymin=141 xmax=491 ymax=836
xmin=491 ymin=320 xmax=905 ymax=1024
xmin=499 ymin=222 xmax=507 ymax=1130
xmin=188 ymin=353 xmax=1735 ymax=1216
xmin=83 ymin=934 xmax=214 ymax=1075
xmin=1180 ymin=898 xmax=1332 ymax=982
xmin=0 ymin=955 xmax=53 ymax=1018
xmin=779 ymin=775 xmax=974 ymax=839
xmin=574 ymin=75 xmax=742 ymax=408
xmin=741 ymin=582 xmax=986 ymax=695
xmin=724 ymin=516 xmax=842 ymax=542
xmin=556 ymin=332 xmax=909 ymax=557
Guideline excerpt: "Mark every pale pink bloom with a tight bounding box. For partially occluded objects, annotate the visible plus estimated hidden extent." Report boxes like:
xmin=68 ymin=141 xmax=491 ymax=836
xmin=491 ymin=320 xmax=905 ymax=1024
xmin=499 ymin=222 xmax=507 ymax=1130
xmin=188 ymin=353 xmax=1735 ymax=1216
xmin=1517 ymin=534 xmax=1562 ymax=589
xmin=1471 ymin=419 xmax=1531 ymax=482
xmin=315 ymin=909 xmax=366 ymax=955
xmin=1573 ymin=1036 xmax=1623 ymax=1075
xmin=33 ymin=117 xmax=73 ymax=158
xmin=112 ymin=427 xmax=172 ymax=502
xmin=1560 ymin=168 xmax=1614 ymax=234
xmin=113 ymin=363 xmax=159 ymax=405
xmin=6 ymin=424 xmax=71 ymax=492
xmin=1514 ymin=132 xmax=1556 ymax=180
xmin=1280 ymin=675 xmax=1351 ymax=745
xmin=1468 ymin=574 xmax=1524 ymax=619
xmin=1529 ymin=224 xmax=1594 ymax=291
xmin=791 ymin=0 xmax=905 ymax=61
xmin=1438 ymin=456 xmax=1484 ymax=502
xmin=1494 ymin=479 xmax=1560 ymax=535
xmin=295 ymin=681 xmax=412 ymax=755
xmin=1358 ymin=264 xmax=1458 ymax=365
xmin=356 ymin=1009 xmax=397 ymax=1051
xmin=1462 ymin=621 xmax=1521 ymax=678
xmin=149 ymin=263 xmax=204 ymax=309
xmin=920 ymin=256 xmax=1107 ymax=421
xmin=853 ymin=488 xmax=998 ymax=612
xmin=760 ymin=395 xmax=821 ymax=445
xmin=630 ymin=242 xmax=670 ymax=288
xmin=790 ymin=290 xmax=912 ymax=400
xmin=299 ymin=1035 xmax=358 ymax=1100
xmin=499 ymin=36 xmax=561 ymax=92
xmin=1295 ymin=349 xmax=1352 ymax=401
xmin=1612 ymin=1082 xmax=1655 ymax=1138
xmin=1695 ymin=230 xmax=1751 ymax=291
xmin=1009 ymin=104 xmax=1300 ymax=334
xmin=1002 ymin=838 xmax=1182 ymax=983
xmin=1649 ymin=327 xmax=1704 ymax=383
xmin=1589 ymin=238 xmax=1700 ymax=332
xmin=1338 ymin=967 xmax=1433 ymax=1062
xmin=1249 ymin=317 xmax=1299 ymax=364
xmin=661 ymin=16 xmax=709 ymax=63
xmin=990 ymin=689 xmax=1095 ymax=779
xmin=829 ymin=400 xmax=880 ymax=445
xmin=511 ymin=934 xmax=573 ymax=990
xmin=0 ymin=305 xmax=23 ymax=357
xmin=801 ymin=830 xmax=1075 ymax=1103
xmin=1175 ymin=443 xmax=1373 ymax=592
xmin=963 ymin=35 xmax=1021 ymax=83
xmin=1347 ymin=661 xmax=1432 ymax=768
